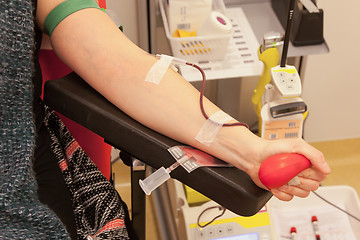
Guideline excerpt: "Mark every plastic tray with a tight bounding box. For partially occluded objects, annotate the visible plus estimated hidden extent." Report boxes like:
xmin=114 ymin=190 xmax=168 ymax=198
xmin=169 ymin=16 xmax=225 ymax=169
xmin=268 ymin=185 xmax=360 ymax=239
xmin=159 ymin=0 xmax=232 ymax=62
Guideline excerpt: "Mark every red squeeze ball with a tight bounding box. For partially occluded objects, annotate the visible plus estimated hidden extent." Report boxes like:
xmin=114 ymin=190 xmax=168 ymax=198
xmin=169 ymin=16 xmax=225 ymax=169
xmin=259 ymin=153 xmax=311 ymax=189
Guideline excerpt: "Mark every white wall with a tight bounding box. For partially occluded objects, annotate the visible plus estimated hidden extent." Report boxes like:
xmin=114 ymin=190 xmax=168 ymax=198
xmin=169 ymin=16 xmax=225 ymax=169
xmin=106 ymin=0 xmax=139 ymax=44
xmin=302 ymin=0 xmax=360 ymax=142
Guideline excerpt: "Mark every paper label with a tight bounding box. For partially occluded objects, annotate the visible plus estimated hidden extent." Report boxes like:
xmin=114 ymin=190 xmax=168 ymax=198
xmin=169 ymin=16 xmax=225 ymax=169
xmin=263 ymin=119 xmax=301 ymax=140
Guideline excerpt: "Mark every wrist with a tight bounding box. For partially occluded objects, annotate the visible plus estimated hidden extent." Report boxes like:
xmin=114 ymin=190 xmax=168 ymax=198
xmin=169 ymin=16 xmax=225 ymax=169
xmin=210 ymin=125 xmax=265 ymax=174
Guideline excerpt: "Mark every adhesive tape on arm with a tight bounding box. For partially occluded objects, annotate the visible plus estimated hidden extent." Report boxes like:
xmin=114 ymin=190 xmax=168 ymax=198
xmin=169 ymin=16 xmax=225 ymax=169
xmin=197 ymin=11 xmax=232 ymax=36
xmin=195 ymin=111 xmax=233 ymax=146
xmin=145 ymin=55 xmax=174 ymax=85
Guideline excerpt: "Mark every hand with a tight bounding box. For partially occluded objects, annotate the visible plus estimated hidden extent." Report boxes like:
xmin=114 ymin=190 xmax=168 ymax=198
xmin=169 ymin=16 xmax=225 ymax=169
xmin=247 ymin=138 xmax=331 ymax=201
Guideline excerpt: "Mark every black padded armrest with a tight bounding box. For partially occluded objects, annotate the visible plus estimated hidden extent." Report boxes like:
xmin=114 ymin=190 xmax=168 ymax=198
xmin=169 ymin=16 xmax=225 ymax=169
xmin=44 ymin=72 xmax=272 ymax=216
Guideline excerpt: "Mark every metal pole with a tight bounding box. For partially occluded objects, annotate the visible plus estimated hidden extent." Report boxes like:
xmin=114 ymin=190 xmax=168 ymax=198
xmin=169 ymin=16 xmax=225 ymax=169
xmin=131 ymin=159 xmax=146 ymax=240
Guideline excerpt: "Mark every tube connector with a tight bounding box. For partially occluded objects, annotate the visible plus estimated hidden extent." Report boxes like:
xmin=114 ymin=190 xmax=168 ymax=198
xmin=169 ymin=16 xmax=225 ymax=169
xmin=139 ymin=167 xmax=171 ymax=195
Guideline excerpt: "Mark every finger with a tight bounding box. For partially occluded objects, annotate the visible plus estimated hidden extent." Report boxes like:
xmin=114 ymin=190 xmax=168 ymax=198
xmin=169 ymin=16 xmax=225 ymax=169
xmin=296 ymin=177 xmax=320 ymax=191
xmin=286 ymin=176 xmax=320 ymax=192
xmin=298 ymin=167 xmax=327 ymax=182
xmin=293 ymin=142 xmax=331 ymax=175
xmin=271 ymin=188 xmax=294 ymax=201
xmin=278 ymin=185 xmax=311 ymax=198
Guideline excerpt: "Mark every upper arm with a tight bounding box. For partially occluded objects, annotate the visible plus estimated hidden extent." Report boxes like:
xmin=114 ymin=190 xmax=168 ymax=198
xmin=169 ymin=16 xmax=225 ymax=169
xmin=35 ymin=0 xmax=99 ymax=32
xmin=34 ymin=0 xmax=149 ymax=94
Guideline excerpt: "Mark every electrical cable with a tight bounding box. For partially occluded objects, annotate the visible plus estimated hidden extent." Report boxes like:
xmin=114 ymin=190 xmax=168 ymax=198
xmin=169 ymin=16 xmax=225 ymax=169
xmin=186 ymin=62 xmax=249 ymax=128
xmin=197 ymin=205 xmax=226 ymax=228
xmin=312 ymin=190 xmax=360 ymax=223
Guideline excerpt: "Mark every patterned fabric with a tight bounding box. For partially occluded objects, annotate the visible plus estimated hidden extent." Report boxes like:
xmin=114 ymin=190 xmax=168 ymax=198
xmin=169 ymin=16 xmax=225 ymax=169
xmin=0 ymin=0 xmax=70 ymax=238
xmin=0 ymin=0 xmax=132 ymax=239
xmin=44 ymin=106 xmax=130 ymax=240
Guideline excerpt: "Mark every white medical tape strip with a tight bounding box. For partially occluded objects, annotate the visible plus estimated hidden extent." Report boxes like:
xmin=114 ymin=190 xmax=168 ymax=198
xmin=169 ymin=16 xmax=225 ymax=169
xmin=288 ymin=176 xmax=301 ymax=186
xmin=145 ymin=55 xmax=174 ymax=85
xmin=195 ymin=111 xmax=233 ymax=146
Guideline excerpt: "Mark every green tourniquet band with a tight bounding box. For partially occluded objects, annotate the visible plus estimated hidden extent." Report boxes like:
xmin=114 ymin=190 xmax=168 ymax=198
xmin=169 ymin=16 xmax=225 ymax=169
xmin=44 ymin=0 xmax=101 ymax=36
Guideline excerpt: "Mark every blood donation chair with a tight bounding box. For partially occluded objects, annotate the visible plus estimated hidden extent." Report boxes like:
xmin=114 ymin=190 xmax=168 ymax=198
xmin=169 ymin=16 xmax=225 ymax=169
xmin=43 ymin=72 xmax=273 ymax=240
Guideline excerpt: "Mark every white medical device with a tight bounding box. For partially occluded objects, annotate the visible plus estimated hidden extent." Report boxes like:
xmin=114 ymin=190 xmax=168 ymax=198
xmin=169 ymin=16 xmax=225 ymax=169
xmin=270 ymin=65 xmax=302 ymax=98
